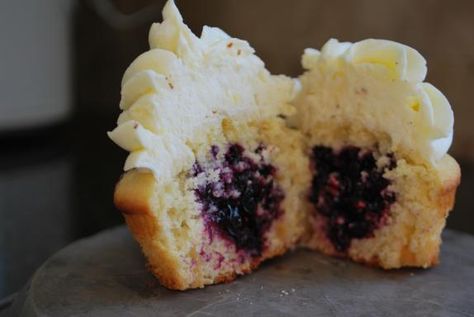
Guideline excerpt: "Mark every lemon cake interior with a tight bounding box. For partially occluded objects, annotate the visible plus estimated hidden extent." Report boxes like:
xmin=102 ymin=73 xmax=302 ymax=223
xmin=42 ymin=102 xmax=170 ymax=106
xmin=109 ymin=0 xmax=460 ymax=290
xmin=292 ymin=41 xmax=459 ymax=268
xmin=109 ymin=0 xmax=309 ymax=290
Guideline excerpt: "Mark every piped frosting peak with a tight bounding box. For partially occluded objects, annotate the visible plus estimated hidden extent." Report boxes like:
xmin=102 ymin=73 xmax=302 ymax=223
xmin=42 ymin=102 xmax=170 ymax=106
xmin=298 ymin=38 xmax=453 ymax=164
xmin=108 ymin=0 xmax=296 ymax=181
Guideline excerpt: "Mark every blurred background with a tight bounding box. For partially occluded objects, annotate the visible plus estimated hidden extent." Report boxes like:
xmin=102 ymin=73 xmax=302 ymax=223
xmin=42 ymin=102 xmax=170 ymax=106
xmin=1 ymin=0 xmax=473 ymax=303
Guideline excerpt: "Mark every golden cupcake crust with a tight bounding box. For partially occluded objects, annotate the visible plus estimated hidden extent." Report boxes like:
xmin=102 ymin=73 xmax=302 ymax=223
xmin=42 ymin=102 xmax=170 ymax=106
xmin=109 ymin=0 xmax=460 ymax=290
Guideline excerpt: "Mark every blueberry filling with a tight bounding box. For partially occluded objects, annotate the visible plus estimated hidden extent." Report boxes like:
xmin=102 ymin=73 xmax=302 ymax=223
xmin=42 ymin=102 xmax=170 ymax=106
xmin=310 ymin=146 xmax=397 ymax=252
xmin=192 ymin=144 xmax=284 ymax=256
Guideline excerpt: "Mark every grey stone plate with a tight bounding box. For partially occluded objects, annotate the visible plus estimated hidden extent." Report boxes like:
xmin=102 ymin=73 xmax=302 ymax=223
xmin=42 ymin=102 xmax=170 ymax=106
xmin=7 ymin=227 xmax=474 ymax=317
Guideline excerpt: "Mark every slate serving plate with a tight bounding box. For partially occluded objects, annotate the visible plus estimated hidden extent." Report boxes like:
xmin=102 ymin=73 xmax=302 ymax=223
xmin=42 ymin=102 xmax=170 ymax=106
xmin=6 ymin=226 xmax=474 ymax=316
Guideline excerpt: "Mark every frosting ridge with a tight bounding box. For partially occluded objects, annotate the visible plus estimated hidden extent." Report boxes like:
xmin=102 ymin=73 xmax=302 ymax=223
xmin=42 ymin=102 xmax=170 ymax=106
xmin=298 ymin=38 xmax=453 ymax=164
xmin=108 ymin=0 xmax=295 ymax=181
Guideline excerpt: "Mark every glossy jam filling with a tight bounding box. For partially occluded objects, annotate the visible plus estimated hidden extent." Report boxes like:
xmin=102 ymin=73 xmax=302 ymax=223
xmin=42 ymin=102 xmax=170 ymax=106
xmin=310 ymin=146 xmax=396 ymax=252
xmin=192 ymin=143 xmax=284 ymax=257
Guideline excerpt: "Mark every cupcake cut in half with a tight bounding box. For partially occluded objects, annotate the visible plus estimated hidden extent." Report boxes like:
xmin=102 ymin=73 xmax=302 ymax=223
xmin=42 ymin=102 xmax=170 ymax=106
xmin=108 ymin=0 xmax=310 ymax=290
xmin=293 ymin=40 xmax=460 ymax=268
xmin=109 ymin=0 xmax=460 ymax=289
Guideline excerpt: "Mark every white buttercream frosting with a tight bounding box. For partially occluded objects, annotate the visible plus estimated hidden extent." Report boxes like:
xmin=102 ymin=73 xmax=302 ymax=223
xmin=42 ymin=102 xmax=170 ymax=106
xmin=109 ymin=1 xmax=454 ymax=179
xmin=108 ymin=0 xmax=295 ymax=181
xmin=298 ymin=39 xmax=453 ymax=164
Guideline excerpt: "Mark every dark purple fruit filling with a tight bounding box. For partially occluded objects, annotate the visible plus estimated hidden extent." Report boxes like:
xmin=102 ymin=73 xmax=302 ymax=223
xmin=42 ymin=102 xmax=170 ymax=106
xmin=192 ymin=143 xmax=284 ymax=257
xmin=310 ymin=146 xmax=397 ymax=252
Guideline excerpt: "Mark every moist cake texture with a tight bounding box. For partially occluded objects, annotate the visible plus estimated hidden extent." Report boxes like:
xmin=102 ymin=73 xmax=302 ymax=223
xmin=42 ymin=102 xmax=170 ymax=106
xmin=294 ymin=39 xmax=459 ymax=268
xmin=109 ymin=0 xmax=309 ymax=289
xmin=109 ymin=0 xmax=460 ymax=289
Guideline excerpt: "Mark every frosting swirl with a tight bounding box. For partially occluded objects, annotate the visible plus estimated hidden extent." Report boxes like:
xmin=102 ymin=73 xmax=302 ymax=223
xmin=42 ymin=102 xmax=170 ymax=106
xmin=298 ymin=39 xmax=453 ymax=164
xmin=108 ymin=0 xmax=295 ymax=181
xmin=109 ymin=1 xmax=454 ymax=181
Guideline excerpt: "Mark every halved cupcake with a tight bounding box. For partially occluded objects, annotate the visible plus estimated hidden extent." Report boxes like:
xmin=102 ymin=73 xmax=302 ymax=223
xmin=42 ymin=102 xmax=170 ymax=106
xmin=109 ymin=0 xmax=460 ymax=290
xmin=293 ymin=39 xmax=460 ymax=268
xmin=108 ymin=0 xmax=310 ymax=290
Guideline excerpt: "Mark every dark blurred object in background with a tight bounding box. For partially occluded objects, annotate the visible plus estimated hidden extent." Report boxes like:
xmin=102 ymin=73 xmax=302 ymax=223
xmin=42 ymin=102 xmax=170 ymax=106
xmin=1 ymin=0 xmax=473 ymax=302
